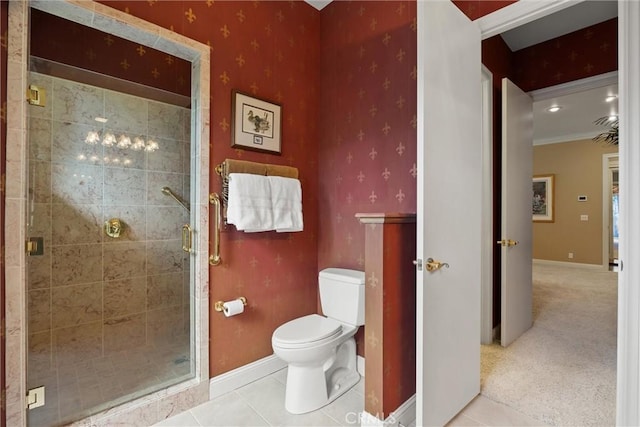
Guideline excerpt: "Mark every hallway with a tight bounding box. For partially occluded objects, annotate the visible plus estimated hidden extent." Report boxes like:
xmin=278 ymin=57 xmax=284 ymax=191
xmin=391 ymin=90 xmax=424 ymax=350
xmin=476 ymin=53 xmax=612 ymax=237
xmin=481 ymin=263 xmax=617 ymax=426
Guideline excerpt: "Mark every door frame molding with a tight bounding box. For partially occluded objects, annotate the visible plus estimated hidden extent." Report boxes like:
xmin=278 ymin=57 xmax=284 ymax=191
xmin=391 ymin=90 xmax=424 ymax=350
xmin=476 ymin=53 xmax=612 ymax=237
xmin=480 ymin=65 xmax=494 ymax=345
xmin=472 ymin=1 xmax=638 ymax=425
xmin=616 ymin=1 xmax=640 ymax=424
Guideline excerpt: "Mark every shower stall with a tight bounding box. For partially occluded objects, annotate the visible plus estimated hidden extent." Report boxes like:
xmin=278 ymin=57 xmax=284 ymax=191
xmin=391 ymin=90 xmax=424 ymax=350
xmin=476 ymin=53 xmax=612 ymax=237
xmin=26 ymin=69 xmax=193 ymax=426
xmin=4 ymin=2 xmax=211 ymax=426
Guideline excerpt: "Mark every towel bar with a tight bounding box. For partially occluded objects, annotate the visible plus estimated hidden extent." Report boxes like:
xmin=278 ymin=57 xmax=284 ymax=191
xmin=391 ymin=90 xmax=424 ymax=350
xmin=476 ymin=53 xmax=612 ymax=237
xmin=215 ymin=158 xmax=299 ymax=222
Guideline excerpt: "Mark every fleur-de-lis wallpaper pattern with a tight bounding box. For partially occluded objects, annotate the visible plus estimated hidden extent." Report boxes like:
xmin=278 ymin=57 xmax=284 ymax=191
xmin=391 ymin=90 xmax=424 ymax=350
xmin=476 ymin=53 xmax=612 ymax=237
xmin=96 ymin=0 xmax=323 ymax=377
xmin=512 ymin=18 xmax=617 ymax=92
xmin=453 ymin=0 xmax=517 ymax=21
xmin=318 ymin=2 xmax=418 ymax=411
xmin=30 ymin=9 xmax=192 ymax=98
xmin=0 ymin=2 xmax=619 ymax=411
xmin=317 ymin=1 xmax=417 ymax=273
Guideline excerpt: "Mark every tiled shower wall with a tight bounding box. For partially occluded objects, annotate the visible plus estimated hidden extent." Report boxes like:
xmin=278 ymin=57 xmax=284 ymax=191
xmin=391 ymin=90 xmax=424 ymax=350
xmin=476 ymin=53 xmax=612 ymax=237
xmin=26 ymin=71 xmax=192 ymax=385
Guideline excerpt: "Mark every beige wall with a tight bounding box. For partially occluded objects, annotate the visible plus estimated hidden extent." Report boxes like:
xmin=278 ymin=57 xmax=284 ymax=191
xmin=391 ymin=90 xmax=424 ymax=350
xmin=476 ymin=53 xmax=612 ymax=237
xmin=533 ymin=139 xmax=618 ymax=265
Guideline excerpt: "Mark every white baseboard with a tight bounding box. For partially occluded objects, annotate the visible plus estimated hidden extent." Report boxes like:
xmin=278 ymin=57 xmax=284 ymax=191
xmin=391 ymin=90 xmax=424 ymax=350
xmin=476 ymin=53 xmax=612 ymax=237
xmin=209 ymin=354 xmax=286 ymax=399
xmin=360 ymin=395 xmax=416 ymax=427
xmin=209 ymin=354 xmax=366 ymax=401
xmin=533 ymin=258 xmax=605 ymax=270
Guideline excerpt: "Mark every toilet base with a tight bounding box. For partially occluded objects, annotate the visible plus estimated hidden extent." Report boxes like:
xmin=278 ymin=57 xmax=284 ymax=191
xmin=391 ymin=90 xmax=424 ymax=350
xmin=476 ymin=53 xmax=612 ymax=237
xmin=284 ymin=338 xmax=359 ymax=414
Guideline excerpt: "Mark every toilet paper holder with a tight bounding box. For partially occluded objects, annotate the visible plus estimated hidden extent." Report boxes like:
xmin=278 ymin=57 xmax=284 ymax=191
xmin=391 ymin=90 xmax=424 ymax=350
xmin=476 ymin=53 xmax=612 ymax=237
xmin=214 ymin=297 xmax=247 ymax=312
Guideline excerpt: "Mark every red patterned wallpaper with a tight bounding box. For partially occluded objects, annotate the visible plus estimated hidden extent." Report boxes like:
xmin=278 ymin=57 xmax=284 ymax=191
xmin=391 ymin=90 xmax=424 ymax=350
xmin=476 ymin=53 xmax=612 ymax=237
xmin=96 ymin=0 xmax=322 ymax=376
xmin=453 ymin=0 xmax=517 ymax=21
xmin=318 ymin=0 xmax=417 ymax=270
xmin=30 ymin=8 xmax=191 ymax=97
xmin=513 ymin=18 xmax=617 ymax=92
xmin=317 ymin=1 xmax=417 ymax=358
xmin=0 ymin=0 xmax=618 ymax=390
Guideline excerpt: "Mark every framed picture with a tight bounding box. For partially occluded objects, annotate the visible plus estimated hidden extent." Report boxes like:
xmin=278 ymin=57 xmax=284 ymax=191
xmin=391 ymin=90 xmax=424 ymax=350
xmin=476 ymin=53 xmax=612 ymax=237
xmin=231 ymin=91 xmax=282 ymax=154
xmin=532 ymin=174 xmax=555 ymax=222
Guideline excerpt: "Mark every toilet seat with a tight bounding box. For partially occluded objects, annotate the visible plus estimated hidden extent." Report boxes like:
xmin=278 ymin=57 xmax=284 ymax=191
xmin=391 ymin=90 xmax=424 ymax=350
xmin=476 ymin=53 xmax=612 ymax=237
xmin=273 ymin=314 xmax=343 ymax=349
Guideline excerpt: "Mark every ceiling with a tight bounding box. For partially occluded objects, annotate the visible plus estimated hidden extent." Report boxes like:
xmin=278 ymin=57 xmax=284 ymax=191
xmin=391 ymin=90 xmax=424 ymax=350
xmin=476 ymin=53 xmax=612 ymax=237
xmin=500 ymin=1 xmax=617 ymax=51
xmin=304 ymin=0 xmax=618 ymax=145
xmin=519 ymin=1 xmax=618 ymax=144
xmin=304 ymin=0 xmax=331 ymax=11
xmin=533 ymin=82 xmax=618 ymax=145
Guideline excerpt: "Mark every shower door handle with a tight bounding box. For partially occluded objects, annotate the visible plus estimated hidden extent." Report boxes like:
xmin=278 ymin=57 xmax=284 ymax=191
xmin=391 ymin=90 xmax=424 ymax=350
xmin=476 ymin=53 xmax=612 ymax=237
xmin=209 ymin=193 xmax=222 ymax=266
xmin=182 ymin=224 xmax=193 ymax=253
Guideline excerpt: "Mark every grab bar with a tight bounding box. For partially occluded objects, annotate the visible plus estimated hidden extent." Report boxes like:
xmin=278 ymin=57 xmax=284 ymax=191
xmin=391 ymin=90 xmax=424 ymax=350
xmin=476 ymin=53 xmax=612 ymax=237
xmin=209 ymin=193 xmax=222 ymax=266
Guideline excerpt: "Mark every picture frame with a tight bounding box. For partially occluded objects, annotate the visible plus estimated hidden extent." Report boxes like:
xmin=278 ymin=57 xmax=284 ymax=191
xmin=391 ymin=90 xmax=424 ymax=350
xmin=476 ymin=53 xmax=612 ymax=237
xmin=231 ymin=90 xmax=282 ymax=154
xmin=532 ymin=174 xmax=555 ymax=222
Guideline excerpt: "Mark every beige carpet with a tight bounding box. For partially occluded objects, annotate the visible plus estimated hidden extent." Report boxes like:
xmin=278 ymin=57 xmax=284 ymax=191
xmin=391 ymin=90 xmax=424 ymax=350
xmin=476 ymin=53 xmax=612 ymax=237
xmin=481 ymin=263 xmax=617 ymax=426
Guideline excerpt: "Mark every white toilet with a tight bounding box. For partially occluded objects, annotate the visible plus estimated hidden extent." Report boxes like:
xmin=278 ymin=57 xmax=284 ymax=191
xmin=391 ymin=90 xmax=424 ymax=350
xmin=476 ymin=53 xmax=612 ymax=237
xmin=271 ymin=268 xmax=365 ymax=414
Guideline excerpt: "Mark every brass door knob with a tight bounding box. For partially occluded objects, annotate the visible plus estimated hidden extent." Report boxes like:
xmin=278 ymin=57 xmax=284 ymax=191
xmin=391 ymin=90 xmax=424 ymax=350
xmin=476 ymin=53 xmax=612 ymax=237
xmin=426 ymin=257 xmax=450 ymax=272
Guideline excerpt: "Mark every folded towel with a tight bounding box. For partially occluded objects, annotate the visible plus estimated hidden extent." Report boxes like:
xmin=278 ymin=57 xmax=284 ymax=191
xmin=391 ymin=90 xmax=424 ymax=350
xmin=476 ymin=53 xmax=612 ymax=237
xmin=268 ymin=176 xmax=303 ymax=232
xmin=226 ymin=173 xmax=273 ymax=231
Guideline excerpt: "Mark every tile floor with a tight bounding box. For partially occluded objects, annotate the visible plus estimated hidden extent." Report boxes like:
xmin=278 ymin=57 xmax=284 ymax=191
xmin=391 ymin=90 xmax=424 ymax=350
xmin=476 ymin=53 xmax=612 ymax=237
xmin=155 ymin=368 xmax=548 ymax=427
xmin=28 ymin=339 xmax=191 ymax=427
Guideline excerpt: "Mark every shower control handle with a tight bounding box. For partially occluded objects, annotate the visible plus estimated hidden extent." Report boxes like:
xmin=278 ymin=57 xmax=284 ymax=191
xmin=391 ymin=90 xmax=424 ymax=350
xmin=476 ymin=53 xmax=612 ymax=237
xmin=104 ymin=218 xmax=123 ymax=238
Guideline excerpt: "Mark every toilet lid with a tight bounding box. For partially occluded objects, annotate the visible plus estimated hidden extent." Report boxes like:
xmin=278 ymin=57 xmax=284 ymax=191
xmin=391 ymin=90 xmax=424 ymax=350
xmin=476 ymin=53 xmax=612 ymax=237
xmin=273 ymin=314 xmax=342 ymax=346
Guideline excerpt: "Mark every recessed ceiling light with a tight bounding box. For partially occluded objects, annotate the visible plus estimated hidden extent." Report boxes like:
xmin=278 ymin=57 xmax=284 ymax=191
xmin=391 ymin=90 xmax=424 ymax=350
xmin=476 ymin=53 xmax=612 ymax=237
xmin=605 ymin=95 xmax=618 ymax=103
xmin=95 ymin=117 xmax=108 ymax=123
xmin=609 ymin=115 xmax=618 ymax=121
xmin=547 ymin=106 xmax=561 ymax=113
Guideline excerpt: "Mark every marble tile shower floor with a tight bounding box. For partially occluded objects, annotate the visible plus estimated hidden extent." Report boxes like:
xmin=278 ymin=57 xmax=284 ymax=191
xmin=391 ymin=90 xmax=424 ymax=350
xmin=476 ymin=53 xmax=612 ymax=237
xmin=27 ymin=339 xmax=191 ymax=427
xmin=156 ymin=369 xmax=545 ymax=427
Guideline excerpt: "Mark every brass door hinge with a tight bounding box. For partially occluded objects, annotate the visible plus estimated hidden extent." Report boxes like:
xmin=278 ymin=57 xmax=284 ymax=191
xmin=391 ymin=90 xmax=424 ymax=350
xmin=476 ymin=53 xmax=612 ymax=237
xmin=26 ymin=237 xmax=44 ymax=256
xmin=27 ymin=85 xmax=46 ymax=107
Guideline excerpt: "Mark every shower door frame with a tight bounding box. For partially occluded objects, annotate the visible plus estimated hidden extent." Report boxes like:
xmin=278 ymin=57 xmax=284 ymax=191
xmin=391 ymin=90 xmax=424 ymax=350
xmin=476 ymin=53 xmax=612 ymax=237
xmin=6 ymin=1 xmax=211 ymax=425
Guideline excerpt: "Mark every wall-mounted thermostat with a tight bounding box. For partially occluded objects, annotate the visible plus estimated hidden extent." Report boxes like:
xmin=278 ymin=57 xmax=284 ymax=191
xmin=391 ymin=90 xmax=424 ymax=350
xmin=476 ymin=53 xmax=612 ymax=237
xmin=578 ymin=195 xmax=588 ymax=202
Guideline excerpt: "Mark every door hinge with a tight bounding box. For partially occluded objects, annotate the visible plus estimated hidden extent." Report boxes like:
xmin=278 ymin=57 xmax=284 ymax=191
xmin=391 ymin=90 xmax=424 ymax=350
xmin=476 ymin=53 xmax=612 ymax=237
xmin=496 ymin=239 xmax=519 ymax=247
xmin=26 ymin=237 xmax=44 ymax=256
xmin=26 ymin=85 xmax=46 ymax=107
xmin=27 ymin=386 xmax=45 ymax=410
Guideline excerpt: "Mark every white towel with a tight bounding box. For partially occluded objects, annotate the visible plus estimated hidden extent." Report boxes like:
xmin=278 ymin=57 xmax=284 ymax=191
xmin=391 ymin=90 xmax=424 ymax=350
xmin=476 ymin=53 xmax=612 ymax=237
xmin=226 ymin=173 xmax=274 ymax=232
xmin=268 ymin=176 xmax=303 ymax=232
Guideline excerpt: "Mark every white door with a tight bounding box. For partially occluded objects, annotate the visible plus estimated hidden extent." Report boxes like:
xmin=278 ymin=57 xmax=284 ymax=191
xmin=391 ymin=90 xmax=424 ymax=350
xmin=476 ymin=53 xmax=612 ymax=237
xmin=416 ymin=2 xmax=481 ymax=425
xmin=500 ymin=78 xmax=533 ymax=347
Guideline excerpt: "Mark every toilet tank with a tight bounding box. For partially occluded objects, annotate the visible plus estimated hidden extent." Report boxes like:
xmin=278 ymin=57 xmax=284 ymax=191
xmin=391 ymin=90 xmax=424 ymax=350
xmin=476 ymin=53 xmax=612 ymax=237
xmin=319 ymin=268 xmax=365 ymax=326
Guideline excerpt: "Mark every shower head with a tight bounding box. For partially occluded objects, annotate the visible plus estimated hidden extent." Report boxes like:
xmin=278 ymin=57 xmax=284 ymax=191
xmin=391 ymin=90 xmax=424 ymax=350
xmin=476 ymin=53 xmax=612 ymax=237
xmin=161 ymin=186 xmax=190 ymax=213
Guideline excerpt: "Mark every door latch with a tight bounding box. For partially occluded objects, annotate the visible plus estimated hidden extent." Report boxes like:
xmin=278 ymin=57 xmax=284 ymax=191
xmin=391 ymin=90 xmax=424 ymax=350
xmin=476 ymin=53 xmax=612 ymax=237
xmin=413 ymin=259 xmax=423 ymax=271
xmin=497 ymin=239 xmax=519 ymax=247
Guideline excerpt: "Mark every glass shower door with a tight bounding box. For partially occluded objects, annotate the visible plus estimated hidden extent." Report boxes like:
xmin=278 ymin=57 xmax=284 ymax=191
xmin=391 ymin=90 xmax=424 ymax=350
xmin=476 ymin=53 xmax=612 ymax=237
xmin=26 ymin=58 xmax=194 ymax=427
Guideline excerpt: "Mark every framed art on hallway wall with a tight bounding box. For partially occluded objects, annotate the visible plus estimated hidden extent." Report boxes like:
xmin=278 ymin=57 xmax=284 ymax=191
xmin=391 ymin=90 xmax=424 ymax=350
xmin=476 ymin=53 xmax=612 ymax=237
xmin=232 ymin=90 xmax=282 ymax=154
xmin=532 ymin=174 xmax=554 ymax=222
